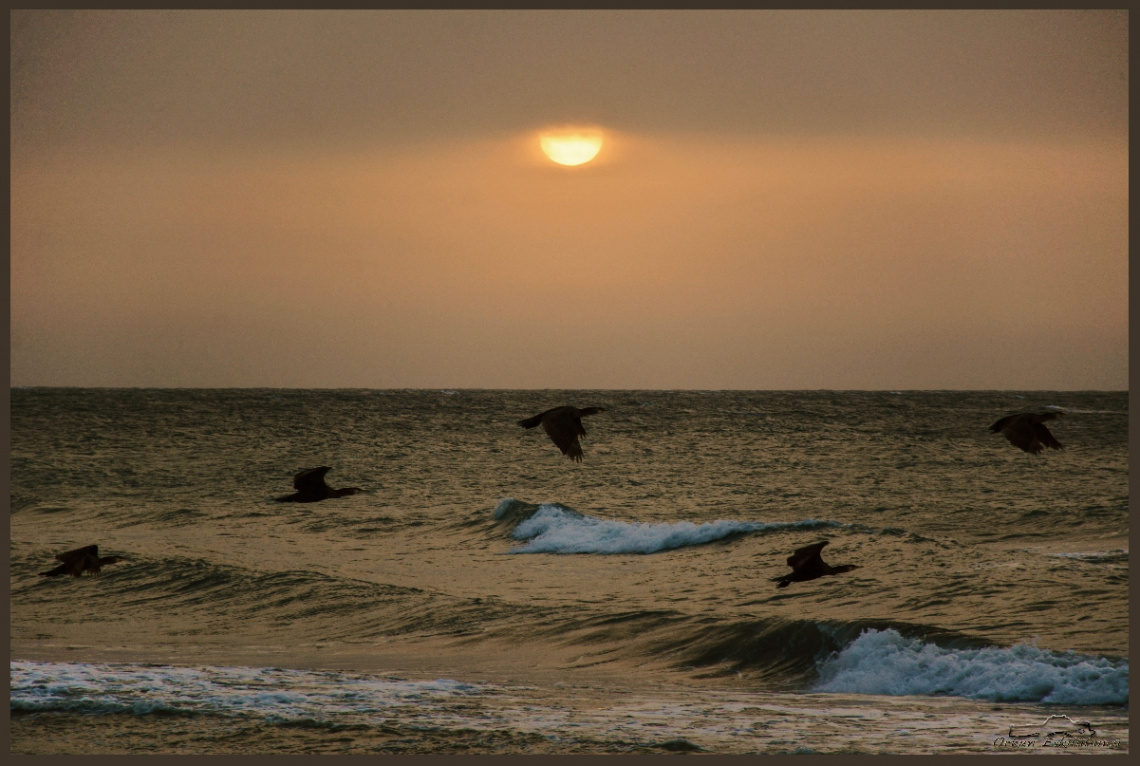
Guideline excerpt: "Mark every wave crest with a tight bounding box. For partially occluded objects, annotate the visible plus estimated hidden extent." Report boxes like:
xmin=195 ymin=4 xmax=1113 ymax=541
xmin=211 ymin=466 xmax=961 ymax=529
xmin=813 ymin=628 xmax=1128 ymax=705
xmin=496 ymin=500 xmax=847 ymax=555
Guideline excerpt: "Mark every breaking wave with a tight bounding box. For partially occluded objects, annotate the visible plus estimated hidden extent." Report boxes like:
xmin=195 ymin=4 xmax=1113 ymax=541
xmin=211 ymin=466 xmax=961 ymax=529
xmin=10 ymin=661 xmax=489 ymax=722
xmin=813 ymin=628 xmax=1128 ymax=705
xmin=493 ymin=499 xmax=847 ymax=555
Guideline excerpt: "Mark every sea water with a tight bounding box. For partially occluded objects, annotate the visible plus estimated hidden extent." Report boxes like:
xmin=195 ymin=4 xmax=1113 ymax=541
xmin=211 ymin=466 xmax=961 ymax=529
xmin=9 ymin=389 xmax=1129 ymax=753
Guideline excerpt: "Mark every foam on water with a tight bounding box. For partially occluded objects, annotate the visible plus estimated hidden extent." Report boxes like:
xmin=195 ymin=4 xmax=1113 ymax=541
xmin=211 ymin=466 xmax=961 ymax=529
xmin=500 ymin=501 xmax=846 ymax=555
xmin=11 ymin=661 xmax=488 ymax=721
xmin=813 ymin=629 xmax=1128 ymax=705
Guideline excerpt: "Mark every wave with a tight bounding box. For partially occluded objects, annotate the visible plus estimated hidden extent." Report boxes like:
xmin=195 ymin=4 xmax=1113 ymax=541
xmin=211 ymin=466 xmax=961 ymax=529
xmin=531 ymin=607 xmax=1126 ymax=701
xmin=9 ymin=619 xmax=996 ymax=717
xmin=15 ymin=553 xmax=553 ymax=644
xmin=1042 ymin=550 xmax=1128 ymax=564
xmin=493 ymin=499 xmax=847 ymax=555
xmin=10 ymin=661 xmax=489 ymax=722
xmin=813 ymin=628 xmax=1128 ymax=705
xmin=545 ymin=612 xmax=989 ymax=688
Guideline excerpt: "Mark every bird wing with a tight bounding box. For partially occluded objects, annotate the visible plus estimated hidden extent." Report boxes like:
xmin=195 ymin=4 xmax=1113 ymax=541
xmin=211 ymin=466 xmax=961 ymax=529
xmin=56 ymin=545 xmax=98 ymax=564
xmin=82 ymin=553 xmax=103 ymax=576
xmin=787 ymin=541 xmax=829 ymax=569
xmin=1032 ymin=422 xmax=1063 ymax=450
xmin=542 ymin=414 xmax=583 ymax=460
xmin=999 ymin=418 xmax=1044 ymax=454
xmin=796 ymin=560 xmax=830 ymax=579
xmin=519 ymin=406 xmax=569 ymax=429
xmin=293 ymin=466 xmax=332 ymax=491
xmin=574 ymin=407 xmax=605 ymax=437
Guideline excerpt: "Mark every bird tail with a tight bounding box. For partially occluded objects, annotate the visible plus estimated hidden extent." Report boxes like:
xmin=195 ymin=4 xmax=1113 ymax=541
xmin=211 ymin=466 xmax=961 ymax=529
xmin=518 ymin=414 xmax=544 ymax=429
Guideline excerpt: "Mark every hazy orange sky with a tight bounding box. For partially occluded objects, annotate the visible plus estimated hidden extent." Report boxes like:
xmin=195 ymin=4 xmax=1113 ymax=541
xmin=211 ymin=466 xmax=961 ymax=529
xmin=10 ymin=10 xmax=1128 ymax=389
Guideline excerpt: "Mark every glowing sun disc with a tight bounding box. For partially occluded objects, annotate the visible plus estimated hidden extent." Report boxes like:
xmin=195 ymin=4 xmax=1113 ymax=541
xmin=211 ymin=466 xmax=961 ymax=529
xmin=540 ymin=131 xmax=604 ymax=166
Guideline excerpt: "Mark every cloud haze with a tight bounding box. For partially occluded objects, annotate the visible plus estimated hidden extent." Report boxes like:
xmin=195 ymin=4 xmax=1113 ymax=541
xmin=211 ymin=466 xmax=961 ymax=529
xmin=10 ymin=10 xmax=1129 ymax=389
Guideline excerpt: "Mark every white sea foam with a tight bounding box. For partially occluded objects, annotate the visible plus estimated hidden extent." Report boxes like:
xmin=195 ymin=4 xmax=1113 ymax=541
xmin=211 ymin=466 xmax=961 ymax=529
xmin=10 ymin=661 xmax=488 ymax=721
xmin=506 ymin=502 xmax=845 ymax=555
xmin=813 ymin=629 xmax=1128 ymax=705
xmin=18 ymin=659 xmax=1126 ymax=753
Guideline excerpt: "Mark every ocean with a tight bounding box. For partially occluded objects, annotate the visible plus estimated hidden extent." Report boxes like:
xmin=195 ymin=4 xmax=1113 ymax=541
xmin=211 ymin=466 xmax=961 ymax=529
xmin=8 ymin=388 xmax=1129 ymax=754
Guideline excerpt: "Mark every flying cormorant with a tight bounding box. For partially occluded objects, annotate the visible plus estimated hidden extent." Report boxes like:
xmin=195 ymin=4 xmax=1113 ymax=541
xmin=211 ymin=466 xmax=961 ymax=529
xmin=989 ymin=411 xmax=1064 ymax=454
xmin=518 ymin=405 xmax=606 ymax=462
xmin=275 ymin=466 xmax=363 ymax=503
xmin=39 ymin=545 xmax=125 ymax=578
xmin=773 ymin=541 xmax=858 ymax=588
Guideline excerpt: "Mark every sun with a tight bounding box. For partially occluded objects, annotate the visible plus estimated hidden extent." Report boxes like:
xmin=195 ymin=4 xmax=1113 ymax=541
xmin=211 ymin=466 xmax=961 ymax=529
xmin=539 ymin=128 xmax=604 ymax=166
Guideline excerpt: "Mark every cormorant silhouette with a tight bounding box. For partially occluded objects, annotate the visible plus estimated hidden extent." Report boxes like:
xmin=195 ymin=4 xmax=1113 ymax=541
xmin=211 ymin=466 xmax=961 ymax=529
xmin=773 ymin=541 xmax=858 ymax=588
xmin=518 ymin=405 xmax=606 ymax=462
xmin=990 ymin=411 xmax=1064 ymax=455
xmin=275 ymin=466 xmax=363 ymax=503
xmin=40 ymin=545 xmax=125 ymax=578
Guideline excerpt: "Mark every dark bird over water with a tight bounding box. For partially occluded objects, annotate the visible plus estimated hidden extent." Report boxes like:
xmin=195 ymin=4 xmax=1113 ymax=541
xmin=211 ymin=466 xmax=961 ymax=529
xmin=773 ymin=541 xmax=858 ymax=588
xmin=275 ymin=466 xmax=363 ymax=503
xmin=518 ymin=405 xmax=606 ymax=462
xmin=989 ymin=411 xmax=1064 ymax=454
xmin=40 ymin=545 xmax=125 ymax=578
